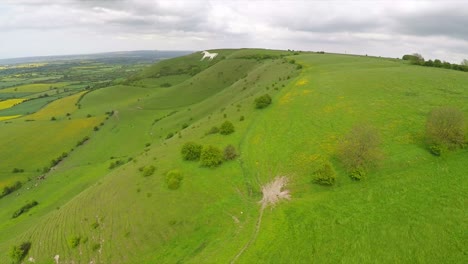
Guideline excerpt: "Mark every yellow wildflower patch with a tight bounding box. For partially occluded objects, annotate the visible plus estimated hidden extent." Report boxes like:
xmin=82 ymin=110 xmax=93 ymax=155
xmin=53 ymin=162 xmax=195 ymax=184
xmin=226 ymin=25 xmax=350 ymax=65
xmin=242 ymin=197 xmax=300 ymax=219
xmin=0 ymin=99 xmax=26 ymax=110
xmin=279 ymin=92 xmax=293 ymax=105
xmin=296 ymin=79 xmax=308 ymax=86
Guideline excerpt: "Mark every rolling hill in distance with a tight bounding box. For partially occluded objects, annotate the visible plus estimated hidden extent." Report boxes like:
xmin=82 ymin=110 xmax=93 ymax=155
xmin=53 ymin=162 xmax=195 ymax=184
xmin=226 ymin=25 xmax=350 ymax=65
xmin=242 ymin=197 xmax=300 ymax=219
xmin=0 ymin=49 xmax=466 ymax=263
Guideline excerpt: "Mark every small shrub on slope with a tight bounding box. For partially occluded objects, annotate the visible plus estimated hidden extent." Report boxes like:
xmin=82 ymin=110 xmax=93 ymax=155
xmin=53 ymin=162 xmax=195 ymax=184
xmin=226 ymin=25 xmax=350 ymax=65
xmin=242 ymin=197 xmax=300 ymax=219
xmin=181 ymin=142 xmax=202 ymax=161
xmin=426 ymin=106 xmax=465 ymax=155
xmin=68 ymin=235 xmax=81 ymax=249
xmin=200 ymin=145 xmax=223 ymax=167
xmin=224 ymin=145 xmax=238 ymax=160
xmin=313 ymin=161 xmax=336 ymax=185
xmin=219 ymin=121 xmax=235 ymax=135
xmin=337 ymin=123 xmax=382 ymax=180
xmin=166 ymin=170 xmax=183 ymax=190
xmin=255 ymin=94 xmax=272 ymax=109
xmin=206 ymin=126 xmax=219 ymax=135
xmin=142 ymin=165 xmax=156 ymax=177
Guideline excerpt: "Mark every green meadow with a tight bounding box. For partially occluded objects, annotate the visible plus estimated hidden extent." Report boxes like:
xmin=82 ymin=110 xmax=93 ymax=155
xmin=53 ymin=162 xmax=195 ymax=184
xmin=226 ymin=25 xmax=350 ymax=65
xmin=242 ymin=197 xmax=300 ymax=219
xmin=0 ymin=50 xmax=466 ymax=263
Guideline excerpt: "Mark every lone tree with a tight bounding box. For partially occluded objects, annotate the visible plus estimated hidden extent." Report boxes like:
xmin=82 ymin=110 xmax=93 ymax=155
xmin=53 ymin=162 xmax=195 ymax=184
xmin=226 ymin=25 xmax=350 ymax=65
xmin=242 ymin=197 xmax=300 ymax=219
xmin=254 ymin=94 xmax=272 ymax=109
xmin=426 ymin=106 xmax=465 ymax=155
xmin=402 ymin=53 xmax=424 ymax=65
xmin=337 ymin=123 xmax=382 ymax=180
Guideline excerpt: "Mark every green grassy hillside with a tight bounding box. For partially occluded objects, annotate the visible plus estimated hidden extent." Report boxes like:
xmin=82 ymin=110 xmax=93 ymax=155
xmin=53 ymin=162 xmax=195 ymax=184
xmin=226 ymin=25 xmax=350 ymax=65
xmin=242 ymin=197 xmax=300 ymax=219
xmin=0 ymin=50 xmax=466 ymax=264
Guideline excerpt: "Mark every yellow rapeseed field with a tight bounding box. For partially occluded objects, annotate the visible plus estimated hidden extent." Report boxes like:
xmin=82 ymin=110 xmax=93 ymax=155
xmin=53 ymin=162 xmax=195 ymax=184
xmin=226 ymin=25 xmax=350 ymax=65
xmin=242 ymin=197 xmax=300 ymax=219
xmin=0 ymin=98 xmax=26 ymax=110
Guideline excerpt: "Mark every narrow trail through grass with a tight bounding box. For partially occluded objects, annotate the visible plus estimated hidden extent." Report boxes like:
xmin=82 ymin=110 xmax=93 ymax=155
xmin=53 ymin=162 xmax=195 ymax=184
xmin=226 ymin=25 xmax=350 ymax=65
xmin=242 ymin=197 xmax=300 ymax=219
xmin=231 ymin=176 xmax=290 ymax=263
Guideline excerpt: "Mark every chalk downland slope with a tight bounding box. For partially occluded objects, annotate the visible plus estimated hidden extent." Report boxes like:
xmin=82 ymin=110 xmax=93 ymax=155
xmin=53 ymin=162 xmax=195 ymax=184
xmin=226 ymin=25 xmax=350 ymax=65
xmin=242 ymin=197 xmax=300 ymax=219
xmin=0 ymin=50 xmax=466 ymax=263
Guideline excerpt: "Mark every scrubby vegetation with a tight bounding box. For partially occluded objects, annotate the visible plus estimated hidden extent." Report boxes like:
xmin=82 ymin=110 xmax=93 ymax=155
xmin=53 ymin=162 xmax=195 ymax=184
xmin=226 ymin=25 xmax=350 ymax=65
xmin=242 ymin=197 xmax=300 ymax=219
xmin=1 ymin=181 xmax=22 ymax=198
xmin=200 ymin=145 xmax=224 ymax=167
xmin=140 ymin=165 xmax=156 ymax=177
xmin=313 ymin=160 xmax=336 ymax=185
xmin=338 ymin=124 xmax=382 ymax=180
xmin=166 ymin=170 xmax=183 ymax=190
xmin=219 ymin=121 xmax=235 ymax=135
xmin=109 ymin=159 xmax=124 ymax=169
xmin=205 ymin=126 xmax=220 ymax=135
xmin=9 ymin=241 xmax=31 ymax=264
xmin=12 ymin=200 xmax=39 ymax=218
xmin=223 ymin=145 xmax=238 ymax=160
xmin=181 ymin=142 xmax=202 ymax=161
xmin=68 ymin=235 xmax=81 ymax=249
xmin=426 ymin=106 xmax=465 ymax=155
xmin=0 ymin=49 xmax=466 ymax=263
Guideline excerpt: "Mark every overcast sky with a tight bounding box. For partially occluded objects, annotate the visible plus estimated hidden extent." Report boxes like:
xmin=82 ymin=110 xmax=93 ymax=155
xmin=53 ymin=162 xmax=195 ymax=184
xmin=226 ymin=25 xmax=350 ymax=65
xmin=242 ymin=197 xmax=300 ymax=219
xmin=1 ymin=0 xmax=467 ymax=63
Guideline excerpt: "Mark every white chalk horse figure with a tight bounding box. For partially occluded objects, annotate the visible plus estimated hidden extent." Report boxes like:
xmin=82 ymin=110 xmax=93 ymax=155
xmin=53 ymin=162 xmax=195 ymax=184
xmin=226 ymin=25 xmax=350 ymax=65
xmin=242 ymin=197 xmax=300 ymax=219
xmin=200 ymin=50 xmax=218 ymax=61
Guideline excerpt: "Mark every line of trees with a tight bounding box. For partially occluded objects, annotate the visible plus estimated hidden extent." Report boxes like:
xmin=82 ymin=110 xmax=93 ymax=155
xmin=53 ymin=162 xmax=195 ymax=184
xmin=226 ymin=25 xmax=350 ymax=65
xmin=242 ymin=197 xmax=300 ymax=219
xmin=402 ymin=54 xmax=468 ymax=72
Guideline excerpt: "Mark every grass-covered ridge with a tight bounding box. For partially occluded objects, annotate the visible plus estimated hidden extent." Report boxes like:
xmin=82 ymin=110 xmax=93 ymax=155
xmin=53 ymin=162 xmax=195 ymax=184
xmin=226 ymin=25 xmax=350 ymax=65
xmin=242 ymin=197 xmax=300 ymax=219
xmin=0 ymin=49 xmax=466 ymax=263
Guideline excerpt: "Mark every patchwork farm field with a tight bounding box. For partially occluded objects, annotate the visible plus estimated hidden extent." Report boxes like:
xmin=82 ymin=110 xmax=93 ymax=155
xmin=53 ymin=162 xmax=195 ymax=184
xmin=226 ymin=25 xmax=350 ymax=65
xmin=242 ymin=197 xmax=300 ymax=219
xmin=0 ymin=49 xmax=466 ymax=264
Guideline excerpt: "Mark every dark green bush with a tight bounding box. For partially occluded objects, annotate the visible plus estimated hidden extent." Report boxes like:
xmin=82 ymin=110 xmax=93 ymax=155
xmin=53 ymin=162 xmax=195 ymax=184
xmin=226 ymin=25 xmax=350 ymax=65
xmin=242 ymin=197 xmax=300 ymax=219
xmin=1 ymin=181 xmax=22 ymax=198
xmin=313 ymin=161 xmax=336 ymax=185
xmin=181 ymin=142 xmax=202 ymax=161
xmin=224 ymin=145 xmax=238 ymax=160
xmin=200 ymin=145 xmax=223 ymax=167
xmin=12 ymin=200 xmax=38 ymax=218
xmin=166 ymin=170 xmax=183 ymax=190
xmin=166 ymin=132 xmax=174 ymax=139
xmin=219 ymin=121 xmax=235 ymax=135
xmin=255 ymin=94 xmax=272 ymax=109
xmin=12 ymin=168 xmax=24 ymax=173
xmin=9 ymin=241 xmax=31 ymax=264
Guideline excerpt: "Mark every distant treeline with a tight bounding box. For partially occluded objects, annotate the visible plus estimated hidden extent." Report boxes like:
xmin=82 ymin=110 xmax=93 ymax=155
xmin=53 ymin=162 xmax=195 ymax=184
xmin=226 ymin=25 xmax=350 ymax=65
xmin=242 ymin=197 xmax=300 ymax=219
xmin=402 ymin=54 xmax=468 ymax=72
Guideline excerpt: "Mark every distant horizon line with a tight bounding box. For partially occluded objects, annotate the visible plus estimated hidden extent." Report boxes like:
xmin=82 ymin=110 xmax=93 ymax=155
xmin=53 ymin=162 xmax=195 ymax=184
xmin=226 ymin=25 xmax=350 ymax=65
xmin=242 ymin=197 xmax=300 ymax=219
xmin=0 ymin=49 xmax=198 ymax=62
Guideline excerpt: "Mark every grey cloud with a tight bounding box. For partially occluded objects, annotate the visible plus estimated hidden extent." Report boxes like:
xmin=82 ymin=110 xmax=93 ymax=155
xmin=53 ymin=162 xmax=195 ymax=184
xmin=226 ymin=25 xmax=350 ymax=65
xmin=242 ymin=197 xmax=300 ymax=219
xmin=0 ymin=0 xmax=467 ymax=63
xmin=393 ymin=8 xmax=468 ymax=40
